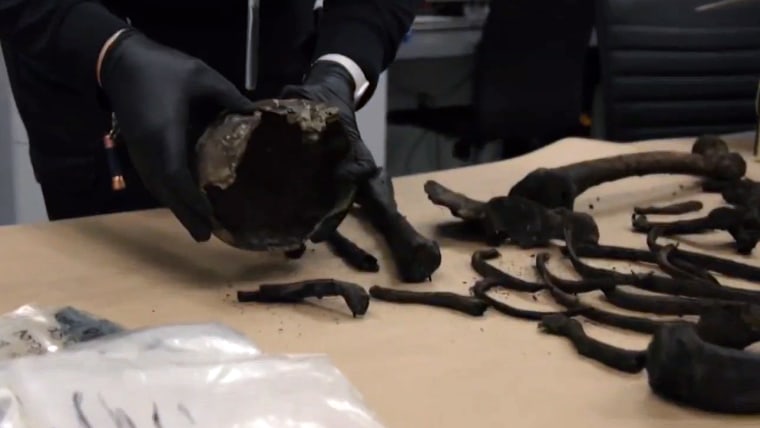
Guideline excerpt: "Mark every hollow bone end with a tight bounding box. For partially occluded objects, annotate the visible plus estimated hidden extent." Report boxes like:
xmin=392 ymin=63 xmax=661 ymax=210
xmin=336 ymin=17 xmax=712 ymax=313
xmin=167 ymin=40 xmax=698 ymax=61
xmin=397 ymin=237 xmax=442 ymax=283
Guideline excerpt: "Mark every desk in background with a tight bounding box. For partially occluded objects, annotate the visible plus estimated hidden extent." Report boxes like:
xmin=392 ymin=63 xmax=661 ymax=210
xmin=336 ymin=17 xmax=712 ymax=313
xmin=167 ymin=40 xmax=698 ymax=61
xmin=369 ymin=16 xmax=491 ymax=177
xmin=397 ymin=15 xmax=484 ymax=60
xmin=356 ymin=15 xmax=485 ymax=174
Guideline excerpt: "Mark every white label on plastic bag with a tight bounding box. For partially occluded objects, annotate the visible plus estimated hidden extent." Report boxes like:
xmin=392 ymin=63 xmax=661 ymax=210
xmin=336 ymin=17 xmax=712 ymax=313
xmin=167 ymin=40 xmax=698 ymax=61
xmin=0 ymin=306 xmax=64 ymax=359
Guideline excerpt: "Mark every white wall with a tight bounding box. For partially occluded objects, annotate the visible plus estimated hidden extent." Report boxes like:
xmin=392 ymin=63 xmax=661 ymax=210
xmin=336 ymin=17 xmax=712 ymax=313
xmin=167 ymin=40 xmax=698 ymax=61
xmin=355 ymin=72 xmax=387 ymax=167
xmin=0 ymin=52 xmax=14 ymax=225
xmin=0 ymin=52 xmax=48 ymax=226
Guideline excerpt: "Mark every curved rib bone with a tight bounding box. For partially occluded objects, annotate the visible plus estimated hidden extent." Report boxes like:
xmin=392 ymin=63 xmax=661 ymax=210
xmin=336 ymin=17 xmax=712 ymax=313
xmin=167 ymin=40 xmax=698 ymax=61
xmin=369 ymin=286 xmax=488 ymax=316
xmin=508 ymin=137 xmax=746 ymax=209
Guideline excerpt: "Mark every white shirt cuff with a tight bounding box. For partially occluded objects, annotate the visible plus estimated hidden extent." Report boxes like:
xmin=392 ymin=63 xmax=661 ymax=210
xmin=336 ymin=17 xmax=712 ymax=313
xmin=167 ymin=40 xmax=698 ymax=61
xmin=314 ymin=53 xmax=370 ymax=105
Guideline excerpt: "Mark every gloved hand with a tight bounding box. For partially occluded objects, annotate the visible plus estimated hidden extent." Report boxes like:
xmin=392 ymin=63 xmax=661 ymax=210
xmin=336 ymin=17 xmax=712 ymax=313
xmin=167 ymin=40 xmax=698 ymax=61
xmin=279 ymin=61 xmax=378 ymax=183
xmin=99 ymin=29 xmax=255 ymax=242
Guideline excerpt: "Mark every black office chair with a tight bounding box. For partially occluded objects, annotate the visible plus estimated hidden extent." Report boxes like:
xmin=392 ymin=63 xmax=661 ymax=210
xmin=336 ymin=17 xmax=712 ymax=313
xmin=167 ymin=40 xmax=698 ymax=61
xmin=387 ymin=0 xmax=597 ymax=160
xmin=596 ymin=0 xmax=760 ymax=141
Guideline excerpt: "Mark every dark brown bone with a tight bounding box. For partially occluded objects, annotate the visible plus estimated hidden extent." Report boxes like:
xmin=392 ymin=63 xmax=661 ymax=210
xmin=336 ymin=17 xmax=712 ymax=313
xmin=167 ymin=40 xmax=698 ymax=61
xmin=562 ymin=226 xmax=760 ymax=343
xmin=470 ymin=278 xmax=572 ymax=320
xmin=470 ymin=249 xmax=543 ymax=293
xmin=424 ymin=180 xmax=599 ymax=247
xmin=632 ymin=207 xmax=737 ymax=234
xmin=562 ymin=232 xmax=760 ymax=304
xmin=469 ymin=250 xmax=585 ymax=320
xmin=633 ymin=200 xmax=703 ymax=215
xmin=653 ymin=243 xmax=720 ymax=284
xmin=701 ymin=177 xmax=760 ymax=198
xmin=482 ymin=196 xmax=599 ymax=247
xmin=535 ymin=253 xmax=669 ymax=334
xmin=647 ymin=322 xmax=760 ymax=414
xmin=696 ymin=304 xmax=760 ymax=349
xmin=540 ymin=305 xmax=760 ymax=365
xmin=646 ymin=227 xmax=743 ymax=287
xmin=602 ymin=287 xmax=725 ymax=316
xmin=539 ymin=314 xmax=647 ymax=373
xmin=423 ymin=180 xmax=485 ymax=221
xmin=196 ymin=99 xmax=356 ymax=251
xmin=508 ymin=137 xmax=746 ymax=209
xmin=237 ymin=279 xmax=369 ymax=317
xmin=691 ymin=134 xmax=731 ymax=157
xmin=647 ymin=227 xmax=721 ymax=285
xmin=564 ymin=243 xmax=760 ymax=283
xmin=533 ymin=245 xmax=731 ymax=316
xmin=325 ymin=231 xmax=379 ymax=272
xmin=369 ymin=285 xmax=488 ymax=316
xmin=633 ymin=208 xmax=760 ymax=255
xmin=540 ymin=313 xmax=760 ymax=413
xmin=560 ymin=229 xmax=757 ymax=317
xmin=722 ymin=178 xmax=760 ymax=212
xmin=356 ymin=169 xmax=441 ymax=282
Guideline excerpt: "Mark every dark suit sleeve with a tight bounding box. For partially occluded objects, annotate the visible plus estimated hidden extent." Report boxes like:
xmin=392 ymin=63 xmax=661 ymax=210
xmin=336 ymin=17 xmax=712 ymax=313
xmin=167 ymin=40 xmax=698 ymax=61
xmin=0 ymin=0 xmax=127 ymax=88
xmin=314 ymin=0 xmax=419 ymax=86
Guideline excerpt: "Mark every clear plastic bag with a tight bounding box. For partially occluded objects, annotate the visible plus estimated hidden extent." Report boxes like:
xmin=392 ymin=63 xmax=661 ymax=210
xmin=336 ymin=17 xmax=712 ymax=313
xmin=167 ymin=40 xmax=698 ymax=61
xmin=0 ymin=322 xmax=383 ymax=428
xmin=8 ymin=354 xmax=383 ymax=428
xmin=64 ymin=322 xmax=262 ymax=362
xmin=0 ymin=387 xmax=24 ymax=428
xmin=0 ymin=305 xmax=123 ymax=360
xmin=0 ymin=305 xmax=61 ymax=359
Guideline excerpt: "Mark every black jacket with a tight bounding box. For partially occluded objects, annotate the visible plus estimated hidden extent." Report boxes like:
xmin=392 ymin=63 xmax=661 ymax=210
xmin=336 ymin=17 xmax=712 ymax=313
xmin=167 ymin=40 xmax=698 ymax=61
xmin=0 ymin=0 xmax=417 ymax=161
xmin=1 ymin=0 xmax=417 ymax=94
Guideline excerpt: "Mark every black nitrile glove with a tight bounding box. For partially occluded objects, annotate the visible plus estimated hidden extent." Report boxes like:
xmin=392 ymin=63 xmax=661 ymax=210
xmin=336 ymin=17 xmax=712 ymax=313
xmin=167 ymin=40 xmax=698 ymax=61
xmin=279 ymin=61 xmax=378 ymax=183
xmin=100 ymin=29 xmax=255 ymax=242
xmin=279 ymin=61 xmax=379 ymax=241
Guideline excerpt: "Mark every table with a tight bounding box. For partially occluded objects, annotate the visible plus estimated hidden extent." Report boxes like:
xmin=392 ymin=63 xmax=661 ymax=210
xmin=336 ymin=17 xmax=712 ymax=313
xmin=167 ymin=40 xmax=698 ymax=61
xmin=1 ymin=133 xmax=759 ymax=427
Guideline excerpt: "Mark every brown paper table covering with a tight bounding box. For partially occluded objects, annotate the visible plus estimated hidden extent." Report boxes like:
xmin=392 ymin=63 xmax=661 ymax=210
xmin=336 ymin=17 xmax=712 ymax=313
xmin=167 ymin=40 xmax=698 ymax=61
xmin=0 ymin=133 xmax=758 ymax=427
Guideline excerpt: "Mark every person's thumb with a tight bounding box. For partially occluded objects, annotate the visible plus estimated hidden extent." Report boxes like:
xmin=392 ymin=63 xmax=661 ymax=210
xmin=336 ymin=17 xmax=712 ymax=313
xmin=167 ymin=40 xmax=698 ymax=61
xmin=159 ymin=125 xmax=213 ymax=242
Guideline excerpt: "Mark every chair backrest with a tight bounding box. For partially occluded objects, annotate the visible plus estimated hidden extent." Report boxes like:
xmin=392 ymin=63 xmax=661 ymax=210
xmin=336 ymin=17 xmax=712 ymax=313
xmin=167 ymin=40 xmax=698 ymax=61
xmin=472 ymin=0 xmax=595 ymax=142
xmin=596 ymin=0 xmax=760 ymax=141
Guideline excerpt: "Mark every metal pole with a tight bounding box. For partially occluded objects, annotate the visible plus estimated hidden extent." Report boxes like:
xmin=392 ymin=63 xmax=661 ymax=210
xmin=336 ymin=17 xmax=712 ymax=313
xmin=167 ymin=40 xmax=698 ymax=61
xmin=245 ymin=0 xmax=260 ymax=90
